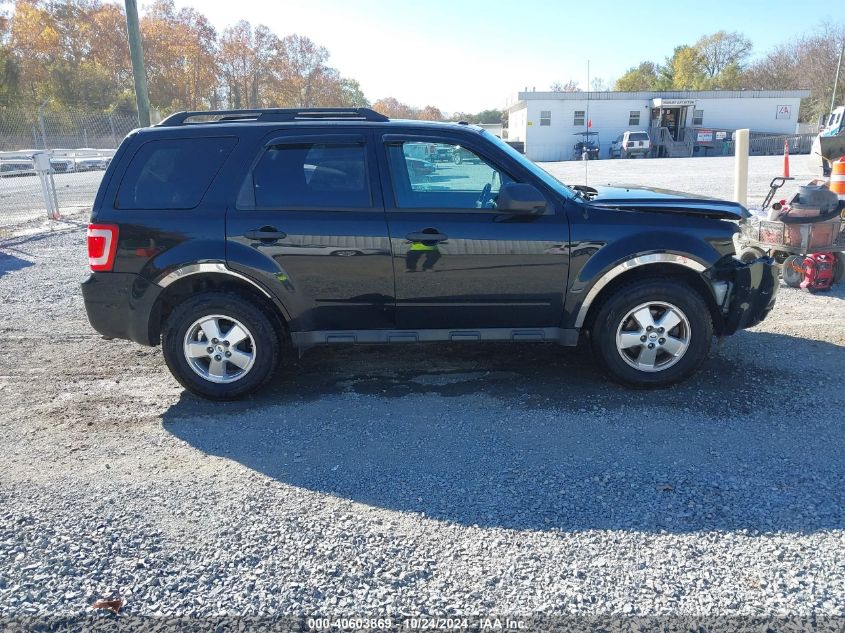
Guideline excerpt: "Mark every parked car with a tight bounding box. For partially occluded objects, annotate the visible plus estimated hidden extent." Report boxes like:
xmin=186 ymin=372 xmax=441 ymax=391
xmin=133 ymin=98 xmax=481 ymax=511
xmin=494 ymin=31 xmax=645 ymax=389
xmin=0 ymin=159 xmax=36 ymax=177
xmin=82 ymin=107 xmax=777 ymax=399
xmin=431 ymin=144 xmax=454 ymax=162
xmin=610 ymin=131 xmax=651 ymax=158
xmin=75 ymin=156 xmax=110 ymax=171
xmin=452 ymin=146 xmax=481 ymax=164
xmin=50 ymin=157 xmax=76 ymax=173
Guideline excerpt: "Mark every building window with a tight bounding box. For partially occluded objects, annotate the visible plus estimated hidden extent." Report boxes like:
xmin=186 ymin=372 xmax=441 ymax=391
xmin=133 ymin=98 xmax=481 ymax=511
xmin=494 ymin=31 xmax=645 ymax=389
xmin=540 ymin=110 xmax=551 ymax=126
xmin=573 ymin=110 xmax=585 ymax=126
xmin=693 ymin=109 xmax=704 ymax=126
xmin=628 ymin=111 xmax=640 ymax=126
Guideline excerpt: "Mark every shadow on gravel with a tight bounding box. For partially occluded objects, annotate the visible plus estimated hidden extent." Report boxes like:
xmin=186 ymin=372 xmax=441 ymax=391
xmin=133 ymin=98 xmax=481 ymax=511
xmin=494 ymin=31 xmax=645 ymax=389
xmin=164 ymin=330 xmax=845 ymax=533
xmin=0 ymin=250 xmax=34 ymax=278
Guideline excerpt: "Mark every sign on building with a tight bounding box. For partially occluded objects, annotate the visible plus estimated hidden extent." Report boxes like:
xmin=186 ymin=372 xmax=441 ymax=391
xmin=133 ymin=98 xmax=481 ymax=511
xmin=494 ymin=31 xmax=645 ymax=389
xmin=696 ymin=129 xmax=714 ymax=142
xmin=776 ymin=105 xmax=792 ymax=119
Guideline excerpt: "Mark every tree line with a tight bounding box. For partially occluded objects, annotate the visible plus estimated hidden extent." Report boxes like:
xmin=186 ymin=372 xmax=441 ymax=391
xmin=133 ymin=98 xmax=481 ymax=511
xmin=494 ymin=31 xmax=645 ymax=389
xmin=611 ymin=28 xmax=845 ymax=122
xmin=0 ymin=0 xmax=502 ymax=123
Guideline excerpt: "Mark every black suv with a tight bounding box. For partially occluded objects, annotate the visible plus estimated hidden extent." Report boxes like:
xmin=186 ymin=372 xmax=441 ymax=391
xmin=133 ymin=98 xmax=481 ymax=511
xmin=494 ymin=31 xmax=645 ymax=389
xmin=82 ymin=108 xmax=778 ymax=399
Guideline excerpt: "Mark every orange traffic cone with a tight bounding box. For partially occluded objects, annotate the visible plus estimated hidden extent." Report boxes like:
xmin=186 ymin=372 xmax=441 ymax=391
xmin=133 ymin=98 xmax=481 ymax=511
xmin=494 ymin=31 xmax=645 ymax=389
xmin=783 ymin=139 xmax=790 ymax=178
xmin=830 ymin=157 xmax=845 ymax=201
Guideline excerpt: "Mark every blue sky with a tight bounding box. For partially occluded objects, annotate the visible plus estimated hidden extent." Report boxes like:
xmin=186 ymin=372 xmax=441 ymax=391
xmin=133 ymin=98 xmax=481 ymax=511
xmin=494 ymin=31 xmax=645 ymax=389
xmin=165 ymin=0 xmax=838 ymax=113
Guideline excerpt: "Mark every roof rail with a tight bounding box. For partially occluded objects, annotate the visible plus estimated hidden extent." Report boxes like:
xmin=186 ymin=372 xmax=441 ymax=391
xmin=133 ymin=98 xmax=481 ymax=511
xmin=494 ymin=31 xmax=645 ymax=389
xmin=157 ymin=108 xmax=388 ymax=126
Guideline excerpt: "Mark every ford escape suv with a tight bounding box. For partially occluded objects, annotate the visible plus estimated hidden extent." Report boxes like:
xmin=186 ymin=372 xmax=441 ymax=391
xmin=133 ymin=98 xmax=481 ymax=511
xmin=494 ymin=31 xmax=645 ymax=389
xmin=82 ymin=108 xmax=778 ymax=399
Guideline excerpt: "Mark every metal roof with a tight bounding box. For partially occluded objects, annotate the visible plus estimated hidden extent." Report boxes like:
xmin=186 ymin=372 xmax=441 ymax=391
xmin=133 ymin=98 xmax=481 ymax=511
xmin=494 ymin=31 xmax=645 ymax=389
xmin=507 ymin=89 xmax=811 ymax=111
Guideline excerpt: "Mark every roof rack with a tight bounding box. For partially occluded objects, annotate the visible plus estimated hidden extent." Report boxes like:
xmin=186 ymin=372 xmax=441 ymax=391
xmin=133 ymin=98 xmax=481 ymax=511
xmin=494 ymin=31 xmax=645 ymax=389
xmin=157 ymin=108 xmax=389 ymax=126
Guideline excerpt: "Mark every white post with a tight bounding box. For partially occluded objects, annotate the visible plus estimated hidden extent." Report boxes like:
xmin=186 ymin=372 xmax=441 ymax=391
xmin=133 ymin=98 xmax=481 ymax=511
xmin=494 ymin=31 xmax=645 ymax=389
xmin=734 ymin=128 xmax=750 ymax=206
xmin=32 ymin=152 xmax=60 ymax=221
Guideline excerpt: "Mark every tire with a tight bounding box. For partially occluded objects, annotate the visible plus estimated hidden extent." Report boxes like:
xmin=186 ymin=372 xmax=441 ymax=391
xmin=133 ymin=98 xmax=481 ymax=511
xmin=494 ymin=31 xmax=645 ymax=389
xmin=782 ymin=255 xmax=804 ymax=288
xmin=590 ymin=278 xmax=713 ymax=388
xmin=162 ymin=292 xmax=281 ymax=400
xmin=738 ymin=246 xmax=765 ymax=263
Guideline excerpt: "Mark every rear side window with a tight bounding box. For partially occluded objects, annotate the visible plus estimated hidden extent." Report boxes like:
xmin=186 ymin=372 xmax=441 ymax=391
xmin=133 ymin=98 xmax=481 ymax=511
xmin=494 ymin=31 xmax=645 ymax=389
xmin=116 ymin=137 xmax=236 ymax=209
xmin=249 ymin=142 xmax=370 ymax=209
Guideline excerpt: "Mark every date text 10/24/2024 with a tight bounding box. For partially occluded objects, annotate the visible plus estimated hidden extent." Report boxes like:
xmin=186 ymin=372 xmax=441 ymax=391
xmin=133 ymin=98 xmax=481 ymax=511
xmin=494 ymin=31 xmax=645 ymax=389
xmin=307 ymin=617 xmax=527 ymax=630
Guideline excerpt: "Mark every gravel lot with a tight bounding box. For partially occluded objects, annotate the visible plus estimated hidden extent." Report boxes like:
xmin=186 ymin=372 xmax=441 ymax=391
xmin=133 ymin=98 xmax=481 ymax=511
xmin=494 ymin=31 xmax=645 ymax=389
xmin=1 ymin=155 xmax=844 ymax=631
xmin=0 ymin=171 xmax=104 ymax=228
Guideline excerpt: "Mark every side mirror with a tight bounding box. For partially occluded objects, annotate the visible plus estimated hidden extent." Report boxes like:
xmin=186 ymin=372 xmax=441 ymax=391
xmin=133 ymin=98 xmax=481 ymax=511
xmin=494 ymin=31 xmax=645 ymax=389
xmin=497 ymin=182 xmax=547 ymax=214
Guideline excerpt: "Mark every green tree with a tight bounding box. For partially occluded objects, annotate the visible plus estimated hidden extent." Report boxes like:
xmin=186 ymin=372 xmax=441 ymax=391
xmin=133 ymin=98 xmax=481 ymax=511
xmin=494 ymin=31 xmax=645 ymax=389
xmin=338 ymin=78 xmax=369 ymax=107
xmin=669 ymin=45 xmax=706 ymax=89
xmin=0 ymin=2 xmax=18 ymax=105
xmin=614 ymin=62 xmax=659 ymax=91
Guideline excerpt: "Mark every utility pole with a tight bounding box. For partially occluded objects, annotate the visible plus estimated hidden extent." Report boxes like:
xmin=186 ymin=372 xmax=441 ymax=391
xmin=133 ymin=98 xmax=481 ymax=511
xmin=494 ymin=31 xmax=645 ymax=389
xmin=832 ymin=43 xmax=845 ymax=113
xmin=124 ymin=0 xmax=151 ymax=127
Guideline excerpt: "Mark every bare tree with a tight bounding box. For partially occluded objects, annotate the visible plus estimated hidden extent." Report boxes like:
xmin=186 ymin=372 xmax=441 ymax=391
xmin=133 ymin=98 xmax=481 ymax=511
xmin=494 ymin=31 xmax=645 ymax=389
xmin=550 ymin=80 xmax=580 ymax=92
xmin=743 ymin=22 xmax=845 ymax=121
xmin=695 ymin=31 xmax=752 ymax=78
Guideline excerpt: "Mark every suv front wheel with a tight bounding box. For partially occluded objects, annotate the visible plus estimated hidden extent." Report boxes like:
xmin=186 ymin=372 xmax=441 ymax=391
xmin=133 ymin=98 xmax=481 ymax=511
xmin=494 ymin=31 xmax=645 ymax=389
xmin=590 ymin=279 xmax=713 ymax=388
xmin=162 ymin=292 xmax=281 ymax=400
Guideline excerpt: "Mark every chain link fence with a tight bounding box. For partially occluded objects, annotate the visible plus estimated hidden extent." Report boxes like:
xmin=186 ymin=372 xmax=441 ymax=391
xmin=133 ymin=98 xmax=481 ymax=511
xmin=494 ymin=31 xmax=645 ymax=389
xmin=0 ymin=108 xmax=140 ymax=228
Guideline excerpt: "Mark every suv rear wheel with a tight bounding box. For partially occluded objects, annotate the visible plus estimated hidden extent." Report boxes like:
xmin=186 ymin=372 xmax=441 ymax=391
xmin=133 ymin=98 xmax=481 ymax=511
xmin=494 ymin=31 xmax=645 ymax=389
xmin=162 ymin=292 xmax=280 ymax=400
xmin=590 ymin=279 xmax=713 ymax=388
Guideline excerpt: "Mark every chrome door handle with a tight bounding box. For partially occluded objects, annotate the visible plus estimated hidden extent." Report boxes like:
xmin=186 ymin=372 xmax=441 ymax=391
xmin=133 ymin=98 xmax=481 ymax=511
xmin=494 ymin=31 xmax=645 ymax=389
xmin=244 ymin=227 xmax=287 ymax=241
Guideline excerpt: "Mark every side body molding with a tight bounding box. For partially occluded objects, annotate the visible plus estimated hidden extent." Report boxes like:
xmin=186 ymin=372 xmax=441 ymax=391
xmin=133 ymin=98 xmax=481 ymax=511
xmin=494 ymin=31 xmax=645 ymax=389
xmin=155 ymin=262 xmax=272 ymax=298
xmin=573 ymin=253 xmax=707 ymax=328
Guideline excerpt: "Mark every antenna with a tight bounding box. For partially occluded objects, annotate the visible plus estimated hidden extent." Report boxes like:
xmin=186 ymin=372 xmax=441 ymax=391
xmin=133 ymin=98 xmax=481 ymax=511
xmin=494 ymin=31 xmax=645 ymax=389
xmin=585 ymin=59 xmax=590 ymax=186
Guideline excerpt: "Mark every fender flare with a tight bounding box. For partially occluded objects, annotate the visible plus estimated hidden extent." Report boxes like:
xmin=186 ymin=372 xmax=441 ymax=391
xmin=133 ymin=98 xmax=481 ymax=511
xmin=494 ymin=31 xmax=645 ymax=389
xmin=572 ymin=253 xmax=707 ymax=328
xmin=155 ymin=261 xmax=272 ymax=298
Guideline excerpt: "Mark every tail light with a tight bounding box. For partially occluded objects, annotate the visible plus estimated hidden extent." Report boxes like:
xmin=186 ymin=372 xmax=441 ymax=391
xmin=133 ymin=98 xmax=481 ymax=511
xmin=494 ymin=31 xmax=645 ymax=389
xmin=87 ymin=224 xmax=119 ymax=271
xmin=626 ymin=142 xmax=634 ymax=148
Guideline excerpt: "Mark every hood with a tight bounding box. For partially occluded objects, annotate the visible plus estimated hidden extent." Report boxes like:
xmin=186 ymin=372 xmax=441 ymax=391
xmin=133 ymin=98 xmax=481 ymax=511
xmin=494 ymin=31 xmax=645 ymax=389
xmin=582 ymin=184 xmax=750 ymax=219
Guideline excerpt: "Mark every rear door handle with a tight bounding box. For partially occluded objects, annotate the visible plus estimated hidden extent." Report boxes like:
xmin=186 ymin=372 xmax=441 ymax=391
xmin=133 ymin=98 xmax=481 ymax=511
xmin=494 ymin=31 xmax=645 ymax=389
xmin=244 ymin=227 xmax=287 ymax=241
xmin=406 ymin=231 xmax=448 ymax=242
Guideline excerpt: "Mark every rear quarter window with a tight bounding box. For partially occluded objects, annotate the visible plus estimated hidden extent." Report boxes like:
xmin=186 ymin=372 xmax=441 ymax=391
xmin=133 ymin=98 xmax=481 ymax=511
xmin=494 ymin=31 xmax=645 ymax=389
xmin=115 ymin=137 xmax=236 ymax=209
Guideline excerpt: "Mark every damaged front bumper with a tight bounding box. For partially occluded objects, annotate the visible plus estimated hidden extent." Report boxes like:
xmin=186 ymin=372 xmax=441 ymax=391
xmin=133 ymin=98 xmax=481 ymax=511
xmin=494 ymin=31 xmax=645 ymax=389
xmin=706 ymin=256 xmax=779 ymax=335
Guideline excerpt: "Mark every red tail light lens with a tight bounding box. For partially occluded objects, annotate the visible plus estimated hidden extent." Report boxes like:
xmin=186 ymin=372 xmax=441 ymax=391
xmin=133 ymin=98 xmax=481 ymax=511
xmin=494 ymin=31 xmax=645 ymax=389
xmin=87 ymin=224 xmax=119 ymax=271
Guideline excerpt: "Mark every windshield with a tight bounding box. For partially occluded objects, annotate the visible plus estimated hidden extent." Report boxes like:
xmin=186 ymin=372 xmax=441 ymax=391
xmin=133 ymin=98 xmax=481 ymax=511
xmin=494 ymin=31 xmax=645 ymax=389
xmin=629 ymin=132 xmax=649 ymax=141
xmin=484 ymin=131 xmax=576 ymax=199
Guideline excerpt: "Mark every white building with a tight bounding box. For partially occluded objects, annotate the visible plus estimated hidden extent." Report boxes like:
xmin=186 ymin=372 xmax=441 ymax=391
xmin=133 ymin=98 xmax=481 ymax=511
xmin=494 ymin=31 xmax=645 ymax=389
xmin=506 ymin=90 xmax=810 ymax=161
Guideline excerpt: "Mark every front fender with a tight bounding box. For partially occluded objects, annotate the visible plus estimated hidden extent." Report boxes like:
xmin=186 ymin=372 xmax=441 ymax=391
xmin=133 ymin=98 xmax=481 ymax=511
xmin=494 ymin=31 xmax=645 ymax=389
xmin=566 ymin=227 xmax=734 ymax=329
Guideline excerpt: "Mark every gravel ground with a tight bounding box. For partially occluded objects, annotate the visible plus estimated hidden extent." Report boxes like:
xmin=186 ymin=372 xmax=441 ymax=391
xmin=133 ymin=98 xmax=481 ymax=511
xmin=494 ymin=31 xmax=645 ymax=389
xmin=1 ymin=155 xmax=844 ymax=631
xmin=0 ymin=171 xmax=104 ymax=228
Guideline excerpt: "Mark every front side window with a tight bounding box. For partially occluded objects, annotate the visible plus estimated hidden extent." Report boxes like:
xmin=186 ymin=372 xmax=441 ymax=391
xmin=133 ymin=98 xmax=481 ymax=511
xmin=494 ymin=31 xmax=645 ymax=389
xmin=386 ymin=140 xmax=513 ymax=210
xmin=540 ymin=110 xmax=551 ymax=126
xmin=693 ymin=109 xmax=704 ymax=126
xmin=250 ymin=142 xmax=370 ymax=209
xmin=573 ymin=110 xmax=585 ymax=126
xmin=116 ymin=137 xmax=236 ymax=209
xmin=629 ymin=110 xmax=640 ymax=126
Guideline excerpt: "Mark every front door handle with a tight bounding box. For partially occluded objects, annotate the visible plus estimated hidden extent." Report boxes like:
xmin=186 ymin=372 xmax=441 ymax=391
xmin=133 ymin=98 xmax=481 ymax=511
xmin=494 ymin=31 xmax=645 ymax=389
xmin=406 ymin=231 xmax=448 ymax=242
xmin=244 ymin=227 xmax=287 ymax=242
